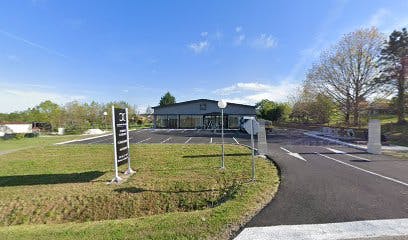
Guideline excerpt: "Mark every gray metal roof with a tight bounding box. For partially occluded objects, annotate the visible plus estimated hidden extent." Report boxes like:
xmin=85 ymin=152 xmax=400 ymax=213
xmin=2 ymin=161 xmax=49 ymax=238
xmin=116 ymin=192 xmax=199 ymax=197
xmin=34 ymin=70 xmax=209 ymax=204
xmin=153 ymin=99 xmax=256 ymax=115
xmin=152 ymin=99 xmax=254 ymax=109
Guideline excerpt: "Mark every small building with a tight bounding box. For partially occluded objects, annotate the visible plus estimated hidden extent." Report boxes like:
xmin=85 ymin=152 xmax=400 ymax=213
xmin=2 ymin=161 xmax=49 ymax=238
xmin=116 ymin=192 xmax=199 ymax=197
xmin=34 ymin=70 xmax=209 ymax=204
xmin=152 ymin=99 xmax=256 ymax=129
xmin=0 ymin=122 xmax=32 ymax=137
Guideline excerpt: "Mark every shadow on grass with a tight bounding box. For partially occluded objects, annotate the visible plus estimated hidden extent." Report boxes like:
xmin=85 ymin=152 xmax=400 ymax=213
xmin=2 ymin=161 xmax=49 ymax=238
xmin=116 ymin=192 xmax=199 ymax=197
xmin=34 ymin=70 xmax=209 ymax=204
xmin=114 ymin=186 xmax=219 ymax=194
xmin=183 ymin=153 xmax=251 ymax=158
xmin=0 ymin=171 xmax=105 ymax=187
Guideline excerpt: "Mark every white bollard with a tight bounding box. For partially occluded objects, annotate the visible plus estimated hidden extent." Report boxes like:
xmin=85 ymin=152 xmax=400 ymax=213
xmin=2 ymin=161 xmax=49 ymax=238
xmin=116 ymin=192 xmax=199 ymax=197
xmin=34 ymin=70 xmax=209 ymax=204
xmin=367 ymin=119 xmax=381 ymax=154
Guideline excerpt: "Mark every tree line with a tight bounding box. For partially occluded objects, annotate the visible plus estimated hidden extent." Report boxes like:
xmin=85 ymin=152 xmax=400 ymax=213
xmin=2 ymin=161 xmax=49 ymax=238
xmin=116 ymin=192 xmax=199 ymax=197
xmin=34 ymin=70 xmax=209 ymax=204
xmin=0 ymin=100 xmax=153 ymax=134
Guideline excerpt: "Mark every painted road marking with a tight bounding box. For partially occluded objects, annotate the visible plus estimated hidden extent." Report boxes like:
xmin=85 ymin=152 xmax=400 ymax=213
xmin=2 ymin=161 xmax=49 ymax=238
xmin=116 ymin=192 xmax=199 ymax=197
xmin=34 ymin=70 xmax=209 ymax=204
xmin=317 ymin=153 xmax=408 ymax=187
xmin=136 ymin=137 xmax=151 ymax=144
xmin=54 ymin=133 xmax=112 ymax=145
xmin=161 ymin=137 xmax=172 ymax=143
xmin=235 ymin=218 xmax=408 ymax=240
xmin=233 ymin=137 xmax=240 ymax=144
xmin=184 ymin=137 xmax=192 ymax=144
xmin=210 ymin=137 xmax=213 ymax=144
xmin=325 ymin=147 xmax=371 ymax=161
xmin=280 ymin=147 xmax=307 ymax=162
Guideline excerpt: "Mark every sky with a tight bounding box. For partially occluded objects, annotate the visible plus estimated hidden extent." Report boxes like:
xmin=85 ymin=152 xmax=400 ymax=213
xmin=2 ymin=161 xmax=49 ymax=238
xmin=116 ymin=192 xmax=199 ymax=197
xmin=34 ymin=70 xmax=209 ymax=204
xmin=0 ymin=0 xmax=407 ymax=113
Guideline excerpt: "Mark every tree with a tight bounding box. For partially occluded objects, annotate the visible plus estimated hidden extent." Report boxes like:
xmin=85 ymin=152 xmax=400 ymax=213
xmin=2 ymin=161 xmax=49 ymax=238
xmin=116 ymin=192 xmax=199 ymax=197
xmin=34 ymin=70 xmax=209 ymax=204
xmin=378 ymin=28 xmax=408 ymax=124
xmin=159 ymin=92 xmax=176 ymax=106
xmin=307 ymin=27 xmax=384 ymax=126
xmin=255 ymin=99 xmax=291 ymax=122
xmin=290 ymin=84 xmax=337 ymax=124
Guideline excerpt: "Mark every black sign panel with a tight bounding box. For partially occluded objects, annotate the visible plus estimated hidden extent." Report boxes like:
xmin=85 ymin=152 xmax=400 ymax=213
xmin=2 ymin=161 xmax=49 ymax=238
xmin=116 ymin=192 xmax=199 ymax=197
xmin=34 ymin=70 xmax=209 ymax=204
xmin=113 ymin=108 xmax=129 ymax=166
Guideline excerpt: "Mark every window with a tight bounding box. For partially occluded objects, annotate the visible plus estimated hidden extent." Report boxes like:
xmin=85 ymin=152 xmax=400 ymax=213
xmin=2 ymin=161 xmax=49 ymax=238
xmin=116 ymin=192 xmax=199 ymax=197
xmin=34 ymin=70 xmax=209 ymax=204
xmin=180 ymin=115 xmax=203 ymax=128
xmin=199 ymin=103 xmax=207 ymax=110
xmin=228 ymin=115 xmax=241 ymax=129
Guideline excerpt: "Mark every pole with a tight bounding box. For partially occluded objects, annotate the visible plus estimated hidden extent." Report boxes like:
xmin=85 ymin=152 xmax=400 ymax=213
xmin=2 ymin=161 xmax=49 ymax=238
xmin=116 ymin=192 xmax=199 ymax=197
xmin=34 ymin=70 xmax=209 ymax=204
xmin=221 ymin=108 xmax=225 ymax=169
xmin=250 ymin=118 xmax=255 ymax=181
xmin=125 ymin=108 xmax=135 ymax=175
xmin=111 ymin=106 xmax=122 ymax=183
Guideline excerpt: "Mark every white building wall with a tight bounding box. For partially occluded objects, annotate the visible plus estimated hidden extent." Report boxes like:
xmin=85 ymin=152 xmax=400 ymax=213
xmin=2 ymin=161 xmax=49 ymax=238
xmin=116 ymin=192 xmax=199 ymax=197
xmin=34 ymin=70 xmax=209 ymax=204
xmin=1 ymin=124 xmax=32 ymax=134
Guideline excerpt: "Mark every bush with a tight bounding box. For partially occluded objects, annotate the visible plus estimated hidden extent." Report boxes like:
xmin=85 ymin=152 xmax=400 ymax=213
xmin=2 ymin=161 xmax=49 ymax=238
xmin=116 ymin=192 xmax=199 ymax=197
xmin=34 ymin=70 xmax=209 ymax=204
xmin=24 ymin=132 xmax=39 ymax=138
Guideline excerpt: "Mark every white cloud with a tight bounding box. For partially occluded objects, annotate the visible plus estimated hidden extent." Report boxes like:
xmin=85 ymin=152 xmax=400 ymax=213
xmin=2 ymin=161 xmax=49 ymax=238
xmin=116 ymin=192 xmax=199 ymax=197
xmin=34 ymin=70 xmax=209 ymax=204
xmin=235 ymin=26 xmax=242 ymax=33
xmin=368 ymin=8 xmax=391 ymax=27
xmin=6 ymin=55 xmax=19 ymax=62
xmin=252 ymin=34 xmax=277 ymax=49
xmin=188 ymin=40 xmax=209 ymax=54
xmin=213 ymin=81 xmax=299 ymax=105
xmin=0 ymin=88 xmax=86 ymax=113
xmin=234 ymin=34 xmax=246 ymax=45
xmin=200 ymin=31 xmax=208 ymax=37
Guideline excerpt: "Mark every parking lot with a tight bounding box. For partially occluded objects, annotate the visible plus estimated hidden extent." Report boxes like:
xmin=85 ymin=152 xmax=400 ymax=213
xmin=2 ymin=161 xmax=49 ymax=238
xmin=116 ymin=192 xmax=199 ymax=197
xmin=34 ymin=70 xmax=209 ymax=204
xmin=66 ymin=128 xmax=259 ymax=148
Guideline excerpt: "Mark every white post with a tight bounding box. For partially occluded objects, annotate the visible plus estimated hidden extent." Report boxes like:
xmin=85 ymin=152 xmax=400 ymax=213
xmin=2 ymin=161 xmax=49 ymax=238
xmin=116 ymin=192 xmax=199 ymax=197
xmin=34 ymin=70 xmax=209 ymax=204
xmin=221 ymin=108 xmax=225 ymax=169
xmin=250 ymin=118 xmax=255 ymax=181
xmin=124 ymin=108 xmax=135 ymax=175
xmin=111 ymin=106 xmax=122 ymax=183
xmin=367 ymin=119 xmax=382 ymax=154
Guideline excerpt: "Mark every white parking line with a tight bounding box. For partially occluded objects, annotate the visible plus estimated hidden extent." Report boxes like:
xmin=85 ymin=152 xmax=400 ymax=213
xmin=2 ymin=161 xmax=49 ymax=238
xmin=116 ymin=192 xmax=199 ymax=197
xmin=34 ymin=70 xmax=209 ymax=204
xmin=316 ymin=152 xmax=408 ymax=187
xmin=324 ymin=147 xmax=371 ymax=161
xmin=233 ymin=137 xmax=240 ymax=144
xmin=184 ymin=137 xmax=192 ymax=144
xmin=210 ymin=137 xmax=213 ymax=144
xmin=161 ymin=137 xmax=172 ymax=143
xmin=136 ymin=137 xmax=151 ymax=144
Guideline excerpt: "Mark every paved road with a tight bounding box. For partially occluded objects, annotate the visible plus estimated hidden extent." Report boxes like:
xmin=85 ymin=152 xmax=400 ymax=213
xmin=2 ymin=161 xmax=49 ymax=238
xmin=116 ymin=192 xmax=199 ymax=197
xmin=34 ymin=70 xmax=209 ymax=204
xmin=246 ymin=129 xmax=408 ymax=227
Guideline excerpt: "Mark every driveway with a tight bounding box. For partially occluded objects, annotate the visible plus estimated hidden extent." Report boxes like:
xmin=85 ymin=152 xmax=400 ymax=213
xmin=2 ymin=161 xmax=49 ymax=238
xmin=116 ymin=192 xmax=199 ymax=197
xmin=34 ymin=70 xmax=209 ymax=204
xmin=237 ymin=129 xmax=408 ymax=239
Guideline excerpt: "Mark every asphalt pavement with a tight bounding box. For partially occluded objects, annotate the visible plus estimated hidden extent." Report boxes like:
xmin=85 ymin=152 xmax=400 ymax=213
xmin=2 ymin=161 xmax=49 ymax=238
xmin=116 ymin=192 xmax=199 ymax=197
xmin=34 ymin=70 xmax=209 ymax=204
xmin=237 ymin=129 xmax=408 ymax=240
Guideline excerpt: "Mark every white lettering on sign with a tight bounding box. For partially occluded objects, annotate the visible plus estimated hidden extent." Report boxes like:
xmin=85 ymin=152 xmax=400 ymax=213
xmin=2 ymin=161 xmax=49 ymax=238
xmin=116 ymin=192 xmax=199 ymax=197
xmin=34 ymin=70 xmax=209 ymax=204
xmin=119 ymin=146 xmax=128 ymax=151
xmin=119 ymin=112 xmax=126 ymax=122
xmin=117 ymin=140 xmax=127 ymax=144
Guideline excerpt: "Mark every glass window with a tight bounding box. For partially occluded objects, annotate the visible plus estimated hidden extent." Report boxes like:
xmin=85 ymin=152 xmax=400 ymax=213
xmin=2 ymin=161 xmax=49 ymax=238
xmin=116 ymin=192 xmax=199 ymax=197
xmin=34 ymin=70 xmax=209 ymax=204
xmin=199 ymin=103 xmax=207 ymax=110
xmin=180 ymin=115 xmax=193 ymax=128
xmin=167 ymin=115 xmax=178 ymax=128
xmin=156 ymin=115 xmax=167 ymax=128
xmin=228 ymin=115 xmax=241 ymax=129
xmin=192 ymin=115 xmax=203 ymax=128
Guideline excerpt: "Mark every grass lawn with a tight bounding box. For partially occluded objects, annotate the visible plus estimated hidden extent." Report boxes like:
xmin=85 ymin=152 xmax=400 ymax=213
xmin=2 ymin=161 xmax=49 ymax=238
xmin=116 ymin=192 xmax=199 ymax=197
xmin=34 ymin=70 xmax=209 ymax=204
xmin=0 ymin=135 xmax=96 ymax=152
xmin=0 ymin=144 xmax=279 ymax=239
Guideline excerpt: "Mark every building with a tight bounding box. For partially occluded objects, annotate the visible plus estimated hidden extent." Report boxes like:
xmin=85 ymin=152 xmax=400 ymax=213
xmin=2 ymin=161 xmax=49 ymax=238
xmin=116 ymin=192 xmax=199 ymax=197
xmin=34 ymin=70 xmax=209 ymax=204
xmin=152 ymin=99 xmax=256 ymax=129
xmin=0 ymin=122 xmax=32 ymax=137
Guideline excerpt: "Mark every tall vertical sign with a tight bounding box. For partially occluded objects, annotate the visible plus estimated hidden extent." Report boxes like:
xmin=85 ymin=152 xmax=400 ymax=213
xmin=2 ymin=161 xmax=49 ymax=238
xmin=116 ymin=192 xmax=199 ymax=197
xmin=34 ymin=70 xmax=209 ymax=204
xmin=111 ymin=106 xmax=135 ymax=183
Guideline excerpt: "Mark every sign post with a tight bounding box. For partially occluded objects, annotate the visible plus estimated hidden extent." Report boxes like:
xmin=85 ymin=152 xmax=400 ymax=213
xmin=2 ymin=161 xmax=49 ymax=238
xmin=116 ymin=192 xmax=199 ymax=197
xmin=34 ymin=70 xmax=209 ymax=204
xmin=111 ymin=106 xmax=134 ymax=183
xmin=244 ymin=116 xmax=256 ymax=181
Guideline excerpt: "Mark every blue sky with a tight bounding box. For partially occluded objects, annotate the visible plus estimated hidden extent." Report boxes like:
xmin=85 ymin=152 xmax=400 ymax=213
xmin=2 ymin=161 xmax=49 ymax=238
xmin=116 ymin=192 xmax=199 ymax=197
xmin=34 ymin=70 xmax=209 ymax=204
xmin=0 ymin=0 xmax=407 ymax=113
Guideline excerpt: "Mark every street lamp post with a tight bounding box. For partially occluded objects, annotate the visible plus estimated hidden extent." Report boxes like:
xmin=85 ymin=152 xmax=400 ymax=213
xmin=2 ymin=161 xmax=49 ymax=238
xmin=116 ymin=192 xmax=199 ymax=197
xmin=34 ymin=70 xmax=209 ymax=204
xmin=218 ymin=100 xmax=227 ymax=169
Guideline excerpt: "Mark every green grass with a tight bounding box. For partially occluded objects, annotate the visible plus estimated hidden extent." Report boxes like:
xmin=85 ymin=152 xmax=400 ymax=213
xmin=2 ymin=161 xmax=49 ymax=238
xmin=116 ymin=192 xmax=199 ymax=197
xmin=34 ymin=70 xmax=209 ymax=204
xmin=0 ymin=135 xmax=93 ymax=152
xmin=0 ymin=144 xmax=279 ymax=239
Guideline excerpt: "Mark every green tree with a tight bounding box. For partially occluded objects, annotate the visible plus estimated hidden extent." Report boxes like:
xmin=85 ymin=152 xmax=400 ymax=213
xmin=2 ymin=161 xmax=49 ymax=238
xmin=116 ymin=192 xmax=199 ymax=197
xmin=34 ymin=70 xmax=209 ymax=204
xmin=378 ymin=28 xmax=408 ymax=124
xmin=159 ymin=92 xmax=176 ymax=106
xmin=255 ymin=99 xmax=291 ymax=122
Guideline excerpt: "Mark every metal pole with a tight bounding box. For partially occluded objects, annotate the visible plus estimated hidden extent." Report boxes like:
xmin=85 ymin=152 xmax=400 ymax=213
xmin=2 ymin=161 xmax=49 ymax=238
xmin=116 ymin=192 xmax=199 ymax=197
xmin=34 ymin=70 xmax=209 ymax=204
xmin=250 ymin=118 xmax=255 ymax=181
xmin=221 ymin=108 xmax=225 ymax=169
